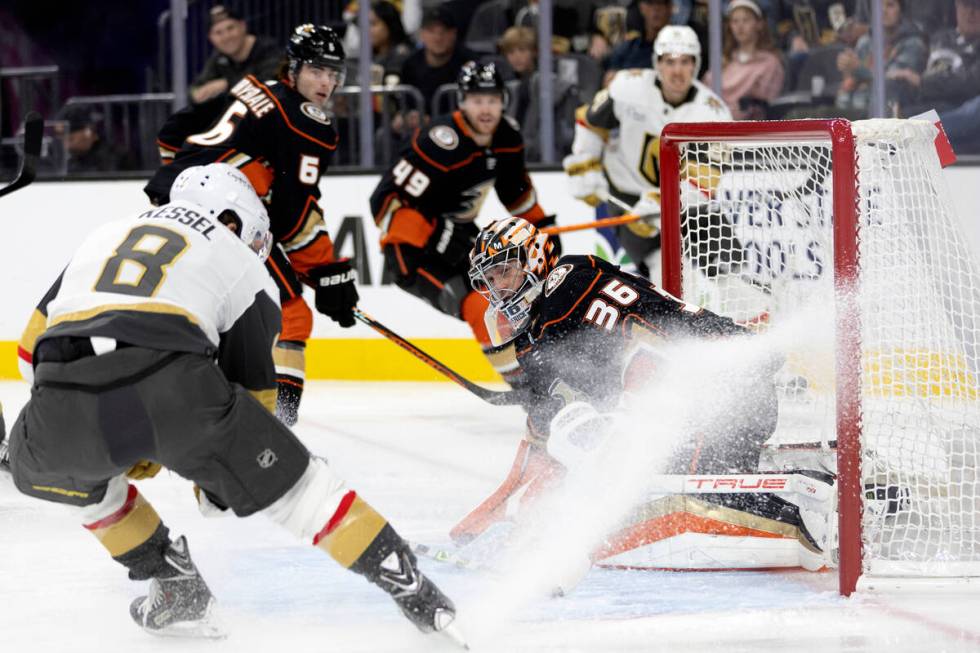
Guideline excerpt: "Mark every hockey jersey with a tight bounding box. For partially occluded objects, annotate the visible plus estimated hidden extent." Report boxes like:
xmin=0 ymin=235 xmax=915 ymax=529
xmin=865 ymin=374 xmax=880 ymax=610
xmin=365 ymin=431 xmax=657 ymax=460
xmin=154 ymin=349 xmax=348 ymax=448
xmin=145 ymin=76 xmax=339 ymax=277
xmin=513 ymin=255 xmax=767 ymax=438
xmin=369 ymin=110 xmax=545 ymax=238
xmin=18 ymin=202 xmax=281 ymax=410
xmin=573 ymin=69 xmax=732 ymax=199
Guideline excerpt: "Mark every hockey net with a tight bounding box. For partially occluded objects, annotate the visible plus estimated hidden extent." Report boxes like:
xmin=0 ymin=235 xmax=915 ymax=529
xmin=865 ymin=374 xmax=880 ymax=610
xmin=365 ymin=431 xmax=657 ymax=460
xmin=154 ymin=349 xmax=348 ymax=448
xmin=659 ymin=119 xmax=980 ymax=594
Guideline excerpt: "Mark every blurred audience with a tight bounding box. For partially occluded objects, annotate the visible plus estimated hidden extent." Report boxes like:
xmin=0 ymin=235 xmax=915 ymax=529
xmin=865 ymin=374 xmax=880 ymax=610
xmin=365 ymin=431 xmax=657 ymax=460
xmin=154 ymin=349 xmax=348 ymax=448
xmin=902 ymin=0 xmax=980 ymax=114
xmin=499 ymin=26 xmax=538 ymax=129
xmin=940 ymin=94 xmax=980 ymax=153
xmin=189 ymin=5 xmax=281 ymax=105
xmin=370 ymin=1 xmax=414 ymax=78
xmin=703 ymin=0 xmax=785 ymax=119
xmin=605 ymin=0 xmax=674 ymax=84
xmin=58 ymin=105 xmax=137 ymax=174
xmin=399 ymin=6 xmax=479 ymax=114
xmin=835 ymin=0 xmax=925 ymax=117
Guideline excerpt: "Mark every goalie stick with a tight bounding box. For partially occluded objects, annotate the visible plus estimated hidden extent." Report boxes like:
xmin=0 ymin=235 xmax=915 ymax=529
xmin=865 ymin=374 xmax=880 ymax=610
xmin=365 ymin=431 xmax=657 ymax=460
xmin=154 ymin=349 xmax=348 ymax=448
xmin=352 ymin=308 xmax=523 ymax=406
xmin=0 ymin=111 xmax=42 ymax=199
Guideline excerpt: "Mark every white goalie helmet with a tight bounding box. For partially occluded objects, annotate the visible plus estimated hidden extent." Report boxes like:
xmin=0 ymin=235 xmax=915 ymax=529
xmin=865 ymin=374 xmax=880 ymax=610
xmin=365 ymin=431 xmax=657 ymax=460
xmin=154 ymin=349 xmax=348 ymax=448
xmin=653 ymin=25 xmax=702 ymax=75
xmin=170 ymin=163 xmax=273 ymax=261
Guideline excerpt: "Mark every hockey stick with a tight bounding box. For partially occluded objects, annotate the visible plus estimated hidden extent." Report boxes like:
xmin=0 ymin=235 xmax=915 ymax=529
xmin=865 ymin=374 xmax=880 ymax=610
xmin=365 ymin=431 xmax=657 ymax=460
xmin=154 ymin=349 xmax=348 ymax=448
xmin=539 ymin=213 xmax=642 ymax=236
xmin=0 ymin=111 xmax=42 ymax=199
xmin=352 ymin=307 xmax=523 ymax=406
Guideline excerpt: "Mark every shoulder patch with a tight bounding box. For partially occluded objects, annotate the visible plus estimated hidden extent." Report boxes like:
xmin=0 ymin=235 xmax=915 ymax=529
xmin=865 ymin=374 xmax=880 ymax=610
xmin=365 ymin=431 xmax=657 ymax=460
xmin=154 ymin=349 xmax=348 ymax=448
xmin=300 ymin=102 xmax=331 ymax=125
xmin=429 ymin=125 xmax=459 ymax=150
xmin=544 ymin=263 xmax=574 ymax=297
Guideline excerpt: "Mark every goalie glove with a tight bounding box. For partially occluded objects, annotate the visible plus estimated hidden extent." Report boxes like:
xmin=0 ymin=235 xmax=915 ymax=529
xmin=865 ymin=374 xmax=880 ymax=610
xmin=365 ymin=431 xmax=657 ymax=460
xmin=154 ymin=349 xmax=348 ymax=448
xmin=626 ymin=190 xmax=662 ymax=239
xmin=562 ymin=152 xmax=608 ymax=207
xmin=308 ymin=259 xmax=359 ymax=328
xmin=547 ymin=401 xmax=613 ymax=469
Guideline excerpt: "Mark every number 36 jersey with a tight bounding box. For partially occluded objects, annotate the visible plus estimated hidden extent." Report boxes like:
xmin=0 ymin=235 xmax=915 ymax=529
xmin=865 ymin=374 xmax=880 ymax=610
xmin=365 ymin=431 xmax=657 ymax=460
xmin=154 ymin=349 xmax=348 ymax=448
xmin=513 ymin=254 xmax=754 ymax=438
xmin=18 ymin=201 xmax=282 ymax=402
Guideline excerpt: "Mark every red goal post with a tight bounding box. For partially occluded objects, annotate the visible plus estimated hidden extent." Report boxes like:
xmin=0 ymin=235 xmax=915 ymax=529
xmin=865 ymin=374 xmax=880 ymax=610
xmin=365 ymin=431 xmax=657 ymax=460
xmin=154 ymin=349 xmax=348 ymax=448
xmin=658 ymin=119 xmax=980 ymax=596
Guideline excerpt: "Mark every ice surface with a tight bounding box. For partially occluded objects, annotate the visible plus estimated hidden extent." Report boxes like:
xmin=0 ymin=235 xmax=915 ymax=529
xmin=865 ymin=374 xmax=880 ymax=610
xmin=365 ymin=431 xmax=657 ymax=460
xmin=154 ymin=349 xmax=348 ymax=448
xmin=2 ymin=379 xmax=979 ymax=652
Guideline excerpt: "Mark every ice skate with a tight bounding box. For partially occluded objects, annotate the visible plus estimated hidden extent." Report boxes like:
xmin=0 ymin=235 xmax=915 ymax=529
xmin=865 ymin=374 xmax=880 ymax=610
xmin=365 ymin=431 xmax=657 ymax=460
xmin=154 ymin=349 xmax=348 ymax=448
xmin=129 ymin=536 xmax=224 ymax=639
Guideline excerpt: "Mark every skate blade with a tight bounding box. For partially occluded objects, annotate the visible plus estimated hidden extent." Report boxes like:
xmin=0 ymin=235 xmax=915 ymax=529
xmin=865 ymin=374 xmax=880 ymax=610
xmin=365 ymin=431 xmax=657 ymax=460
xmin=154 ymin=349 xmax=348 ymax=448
xmin=438 ymin=621 xmax=470 ymax=650
xmin=144 ymin=600 xmax=227 ymax=640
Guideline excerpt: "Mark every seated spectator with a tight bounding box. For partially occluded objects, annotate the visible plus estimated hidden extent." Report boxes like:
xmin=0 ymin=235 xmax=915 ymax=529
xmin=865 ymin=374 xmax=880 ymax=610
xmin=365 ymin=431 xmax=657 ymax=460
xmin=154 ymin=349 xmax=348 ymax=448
xmin=902 ymin=0 xmax=980 ymax=113
xmin=703 ymin=0 xmax=785 ymax=119
xmin=778 ymin=0 xmax=857 ymax=88
xmin=605 ymin=0 xmax=673 ymax=84
xmin=835 ymin=0 xmax=925 ymax=117
xmin=509 ymin=1 xmax=581 ymax=53
xmin=399 ymin=6 xmax=479 ymax=115
xmin=370 ymin=1 xmax=413 ymax=78
xmin=58 ymin=105 xmax=137 ymax=175
xmin=189 ymin=5 xmax=281 ymax=105
xmin=854 ymin=0 xmax=956 ymax=38
xmin=499 ymin=26 xmax=537 ymax=127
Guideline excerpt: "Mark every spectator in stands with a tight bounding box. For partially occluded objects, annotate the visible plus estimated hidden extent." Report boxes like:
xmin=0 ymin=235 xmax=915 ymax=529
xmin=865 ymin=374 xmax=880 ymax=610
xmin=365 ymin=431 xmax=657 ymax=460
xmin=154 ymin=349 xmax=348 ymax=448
xmin=854 ymin=0 xmax=956 ymax=37
xmin=370 ymin=1 xmax=414 ymax=78
xmin=605 ymin=0 xmax=673 ymax=84
xmin=59 ymin=105 xmax=136 ymax=175
xmin=703 ymin=0 xmax=785 ymax=119
xmin=900 ymin=0 xmax=980 ymax=114
xmin=777 ymin=0 xmax=857 ymax=88
xmin=500 ymin=27 xmax=538 ymax=128
xmin=835 ymin=0 xmax=925 ymax=117
xmin=399 ymin=6 xmax=478 ymax=114
xmin=189 ymin=5 xmax=280 ymax=105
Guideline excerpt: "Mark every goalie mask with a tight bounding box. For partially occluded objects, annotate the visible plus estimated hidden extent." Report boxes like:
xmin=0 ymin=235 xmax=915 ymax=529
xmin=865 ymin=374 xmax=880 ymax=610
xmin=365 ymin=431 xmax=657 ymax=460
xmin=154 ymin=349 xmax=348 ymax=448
xmin=469 ymin=217 xmax=558 ymax=344
xmin=170 ymin=163 xmax=273 ymax=261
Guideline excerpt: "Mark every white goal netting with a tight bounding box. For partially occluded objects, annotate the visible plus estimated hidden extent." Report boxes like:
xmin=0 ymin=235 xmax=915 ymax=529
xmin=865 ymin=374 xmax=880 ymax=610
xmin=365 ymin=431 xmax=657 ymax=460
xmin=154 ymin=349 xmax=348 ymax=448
xmin=666 ymin=119 xmax=980 ymax=579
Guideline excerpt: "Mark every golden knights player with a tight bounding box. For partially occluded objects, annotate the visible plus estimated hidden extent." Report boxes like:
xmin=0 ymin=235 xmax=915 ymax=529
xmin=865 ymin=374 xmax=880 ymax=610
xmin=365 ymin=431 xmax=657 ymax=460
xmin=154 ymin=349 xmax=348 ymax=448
xmin=7 ymin=165 xmax=461 ymax=642
xmin=452 ymin=217 xmax=834 ymax=572
xmin=144 ymin=24 xmax=357 ymax=426
xmin=369 ymin=61 xmax=557 ymax=383
xmin=563 ymin=26 xmax=732 ymax=279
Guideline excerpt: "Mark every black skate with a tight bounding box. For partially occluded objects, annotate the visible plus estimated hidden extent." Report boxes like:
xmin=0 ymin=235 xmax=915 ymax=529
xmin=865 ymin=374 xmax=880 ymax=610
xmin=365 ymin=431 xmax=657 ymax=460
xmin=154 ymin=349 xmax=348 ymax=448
xmin=376 ymin=547 xmax=467 ymax=648
xmin=129 ymin=536 xmax=224 ymax=639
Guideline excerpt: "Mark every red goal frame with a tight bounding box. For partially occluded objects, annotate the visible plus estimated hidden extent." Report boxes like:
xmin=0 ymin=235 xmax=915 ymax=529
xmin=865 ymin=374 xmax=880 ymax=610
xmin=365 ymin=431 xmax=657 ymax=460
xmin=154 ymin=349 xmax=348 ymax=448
xmin=659 ymin=119 xmax=863 ymax=596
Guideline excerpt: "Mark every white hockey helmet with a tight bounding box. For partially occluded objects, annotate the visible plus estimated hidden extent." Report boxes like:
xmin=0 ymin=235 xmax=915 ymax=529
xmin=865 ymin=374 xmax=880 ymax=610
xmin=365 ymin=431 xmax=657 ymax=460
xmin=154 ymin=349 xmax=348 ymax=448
xmin=653 ymin=25 xmax=701 ymax=75
xmin=170 ymin=163 xmax=273 ymax=261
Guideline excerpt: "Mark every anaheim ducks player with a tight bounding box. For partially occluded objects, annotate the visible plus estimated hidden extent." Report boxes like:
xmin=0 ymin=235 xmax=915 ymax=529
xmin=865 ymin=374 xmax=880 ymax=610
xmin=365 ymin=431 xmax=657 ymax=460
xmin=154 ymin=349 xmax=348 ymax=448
xmin=9 ymin=164 xmax=462 ymax=644
xmin=369 ymin=61 xmax=558 ymax=385
xmin=144 ymin=24 xmax=358 ymax=426
xmin=452 ymin=217 xmax=835 ymax=575
xmin=563 ymin=25 xmax=731 ymax=279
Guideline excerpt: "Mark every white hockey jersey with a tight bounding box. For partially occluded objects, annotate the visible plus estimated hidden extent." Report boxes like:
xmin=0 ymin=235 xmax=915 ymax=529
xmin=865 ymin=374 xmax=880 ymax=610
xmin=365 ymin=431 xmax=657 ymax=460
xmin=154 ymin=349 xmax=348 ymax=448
xmin=21 ymin=200 xmax=281 ymax=401
xmin=572 ymin=69 xmax=732 ymax=199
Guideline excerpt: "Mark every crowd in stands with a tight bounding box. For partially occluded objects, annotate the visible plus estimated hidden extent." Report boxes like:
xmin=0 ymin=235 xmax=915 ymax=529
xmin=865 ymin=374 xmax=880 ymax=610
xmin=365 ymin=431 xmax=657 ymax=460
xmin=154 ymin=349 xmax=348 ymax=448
xmin=5 ymin=0 xmax=980 ymax=177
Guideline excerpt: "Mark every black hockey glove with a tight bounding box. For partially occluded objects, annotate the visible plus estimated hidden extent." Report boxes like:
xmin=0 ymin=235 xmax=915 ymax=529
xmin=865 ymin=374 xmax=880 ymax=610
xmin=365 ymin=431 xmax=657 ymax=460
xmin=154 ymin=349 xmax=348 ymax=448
xmin=309 ymin=259 xmax=359 ymax=328
xmin=536 ymin=215 xmax=562 ymax=260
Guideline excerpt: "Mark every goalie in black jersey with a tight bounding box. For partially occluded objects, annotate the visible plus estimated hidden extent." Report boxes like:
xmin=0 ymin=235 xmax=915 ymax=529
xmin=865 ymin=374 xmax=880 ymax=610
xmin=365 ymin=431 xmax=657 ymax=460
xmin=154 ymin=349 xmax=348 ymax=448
xmin=369 ymin=61 xmax=558 ymax=385
xmin=451 ymin=216 xmax=836 ymax=575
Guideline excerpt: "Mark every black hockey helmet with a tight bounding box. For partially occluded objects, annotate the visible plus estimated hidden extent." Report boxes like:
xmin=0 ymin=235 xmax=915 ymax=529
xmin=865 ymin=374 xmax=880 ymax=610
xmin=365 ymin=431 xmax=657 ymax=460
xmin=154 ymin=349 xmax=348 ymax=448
xmin=456 ymin=61 xmax=509 ymax=106
xmin=287 ymin=24 xmax=346 ymax=82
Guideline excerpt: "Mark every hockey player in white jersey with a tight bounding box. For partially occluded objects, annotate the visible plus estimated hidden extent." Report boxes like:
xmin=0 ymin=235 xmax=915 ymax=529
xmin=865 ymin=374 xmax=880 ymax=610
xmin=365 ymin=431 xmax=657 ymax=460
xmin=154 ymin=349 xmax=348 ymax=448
xmin=563 ymin=25 xmax=731 ymax=278
xmin=7 ymin=164 xmax=463 ymax=644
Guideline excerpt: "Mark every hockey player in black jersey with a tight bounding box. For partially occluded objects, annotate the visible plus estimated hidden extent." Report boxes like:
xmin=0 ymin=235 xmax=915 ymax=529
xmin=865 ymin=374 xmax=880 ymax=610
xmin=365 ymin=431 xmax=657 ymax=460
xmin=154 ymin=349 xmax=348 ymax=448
xmin=451 ymin=217 xmax=835 ymax=574
xmin=369 ymin=61 xmax=558 ymax=383
xmin=144 ymin=24 xmax=357 ymax=426
xmin=8 ymin=165 xmax=462 ymax=644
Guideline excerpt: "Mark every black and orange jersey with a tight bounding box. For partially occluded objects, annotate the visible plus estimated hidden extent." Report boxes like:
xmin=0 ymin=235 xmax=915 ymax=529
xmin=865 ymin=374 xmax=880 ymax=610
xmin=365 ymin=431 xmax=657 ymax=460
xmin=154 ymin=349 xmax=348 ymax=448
xmin=369 ymin=110 xmax=545 ymax=241
xmin=514 ymin=255 xmax=768 ymax=438
xmin=145 ymin=75 xmax=338 ymax=278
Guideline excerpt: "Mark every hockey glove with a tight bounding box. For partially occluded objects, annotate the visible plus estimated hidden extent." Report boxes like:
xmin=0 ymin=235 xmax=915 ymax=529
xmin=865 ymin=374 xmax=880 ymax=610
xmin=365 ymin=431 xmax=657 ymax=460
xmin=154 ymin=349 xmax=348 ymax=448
xmin=534 ymin=214 xmax=563 ymax=260
xmin=309 ymin=259 xmax=359 ymax=328
xmin=562 ymin=152 xmax=608 ymax=207
xmin=547 ymin=401 xmax=613 ymax=469
xmin=626 ymin=190 xmax=662 ymax=239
